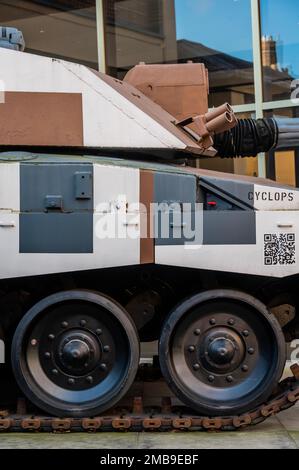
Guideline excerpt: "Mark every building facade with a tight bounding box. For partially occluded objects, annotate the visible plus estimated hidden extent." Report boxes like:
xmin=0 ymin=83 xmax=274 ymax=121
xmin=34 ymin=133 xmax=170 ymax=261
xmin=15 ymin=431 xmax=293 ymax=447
xmin=1 ymin=0 xmax=298 ymax=184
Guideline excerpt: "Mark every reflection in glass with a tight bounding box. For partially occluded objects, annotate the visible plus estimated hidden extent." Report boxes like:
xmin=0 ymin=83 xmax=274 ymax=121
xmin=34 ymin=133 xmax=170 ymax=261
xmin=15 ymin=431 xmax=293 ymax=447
xmin=261 ymin=0 xmax=299 ymax=102
xmin=104 ymin=0 xmax=254 ymax=106
xmin=0 ymin=0 xmax=98 ymax=69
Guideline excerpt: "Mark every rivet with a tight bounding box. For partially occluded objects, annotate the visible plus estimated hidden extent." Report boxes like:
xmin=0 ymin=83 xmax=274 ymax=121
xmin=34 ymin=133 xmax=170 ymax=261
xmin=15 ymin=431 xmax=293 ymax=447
xmin=242 ymin=365 xmax=249 ymax=372
xmin=188 ymin=345 xmax=195 ymax=353
xmin=248 ymin=347 xmax=255 ymax=355
xmin=100 ymin=363 xmax=107 ymax=371
xmin=193 ymin=363 xmax=200 ymax=371
xmin=242 ymin=330 xmax=249 ymax=337
xmin=194 ymin=329 xmax=201 ymax=336
xmin=44 ymin=352 xmax=51 ymax=359
xmin=61 ymin=321 xmax=68 ymax=328
xmin=228 ymin=318 xmax=235 ymax=325
xmin=86 ymin=376 xmax=93 ymax=384
xmin=80 ymin=320 xmax=87 ymax=327
xmin=30 ymin=339 xmax=37 ymax=347
xmin=208 ymin=374 xmax=215 ymax=382
xmin=103 ymin=345 xmax=110 ymax=353
xmin=96 ymin=329 xmax=103 ymax=336
xmin=210 ymin=318 xmax=216 ymax=325
xmin=52 ymin=369 xmax=58 ymax=375
xmin=48 ymin=334 xmax=55 ymax=341
xmin=226 ymin=375 xmax=233 ymax=383
xmin=68 ymin=378 xmax=75 ymax=385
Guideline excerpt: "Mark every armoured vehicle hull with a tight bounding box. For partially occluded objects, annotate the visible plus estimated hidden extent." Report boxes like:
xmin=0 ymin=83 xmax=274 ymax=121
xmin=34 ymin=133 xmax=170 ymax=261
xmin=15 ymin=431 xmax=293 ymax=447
xmin=0 ymin=48 xmax=299 ymax=421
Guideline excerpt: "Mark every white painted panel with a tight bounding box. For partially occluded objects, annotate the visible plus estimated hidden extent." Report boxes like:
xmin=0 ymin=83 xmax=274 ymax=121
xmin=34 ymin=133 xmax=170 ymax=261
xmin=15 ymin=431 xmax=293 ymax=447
xmin=155 ymin=211 xmax=299 ymax=278
xmin=0 ymin=163 xmax=140 ymax=280
xmin=0 ymin=163 xmax=19 ymax=211
xmin=0 ymin=49 xmax=186 ymax=150
xmin=253 ymin=184 xmax=299 ymax=211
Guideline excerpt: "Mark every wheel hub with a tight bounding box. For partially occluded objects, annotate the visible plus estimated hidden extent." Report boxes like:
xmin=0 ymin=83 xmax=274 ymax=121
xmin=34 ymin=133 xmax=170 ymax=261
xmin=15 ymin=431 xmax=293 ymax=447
xmin=56 ymin=331 xmax=101 ymax=376
xmin=208 ymin=337 xmax=235 ymax=365
xmin=199 ymin=326 xmax=245 ymax=374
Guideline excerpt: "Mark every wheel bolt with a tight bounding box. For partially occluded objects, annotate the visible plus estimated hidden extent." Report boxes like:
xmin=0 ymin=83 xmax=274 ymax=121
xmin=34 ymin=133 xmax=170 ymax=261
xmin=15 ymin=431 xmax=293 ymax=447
xmin=248 ymin=347 xmax=255 ymax=355
xmin=44 ymin=352 xmax=51 ymax=359
xmin=52 ymin=369 xmax=58 ymax=375
xmin=100 ymin=363 xmax=107 ymax=371
xmin=86 ymin=376 xmax=93 ymax=384
xmin=208 ymin=375 xmax=215 ymax=382
xmin=61 ymin=321 xmax=68 ymax=328
xmin=80 ymin=320 xmax=87 ymax=327
xmin=228 ymin=318 xmax=235 ymax=325
xmin=242 ymin=330 xmax=249 ymax=337
xmin=103 ymin=345 xmax=110 ymax=353
xmin=193 ymin=363 xmax=200 ymax=371
xmin=226 ymin=375 xmax=233 ymax=383
xmin=188 ymin=345 xmax=195 ymax=353
xmin=48 ymin=334 xmax=55 ymax=341
xmin=96 ymin=329 xmax=103 ymax=336
xmin=210 ymin=318 xmax=216 ymax=325
xmin=242 ymin=365 xmax=249 ymax=372
xmin=30 ymin=339 xmax=37 ymax=347
xmin=68 ymin=378 xmax=75 ymax=385
xmin=194 ymin=328 xmax=201 ymax=336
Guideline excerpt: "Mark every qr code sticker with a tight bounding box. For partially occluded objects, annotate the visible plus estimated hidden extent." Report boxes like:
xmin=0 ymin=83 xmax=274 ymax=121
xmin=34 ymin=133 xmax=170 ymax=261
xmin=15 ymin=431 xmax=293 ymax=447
xmin=264 ymin=233 xmax=296 ymax=265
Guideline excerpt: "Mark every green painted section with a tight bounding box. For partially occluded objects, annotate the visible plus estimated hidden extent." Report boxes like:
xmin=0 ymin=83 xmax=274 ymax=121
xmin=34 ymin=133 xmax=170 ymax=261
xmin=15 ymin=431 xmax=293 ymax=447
xmin=0 ymin=151 xmax=190 ymax=174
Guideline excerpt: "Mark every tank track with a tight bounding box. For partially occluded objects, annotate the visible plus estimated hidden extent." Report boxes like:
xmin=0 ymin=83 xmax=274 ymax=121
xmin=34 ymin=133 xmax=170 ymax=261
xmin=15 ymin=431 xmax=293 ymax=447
xmin=1 ymin=364 xmax=299 ymax=432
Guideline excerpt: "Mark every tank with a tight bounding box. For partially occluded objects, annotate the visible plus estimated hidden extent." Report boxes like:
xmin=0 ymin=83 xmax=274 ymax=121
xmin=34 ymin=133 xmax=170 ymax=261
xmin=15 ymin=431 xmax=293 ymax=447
xmin=1 ymin=46 xmax=299 ymax=424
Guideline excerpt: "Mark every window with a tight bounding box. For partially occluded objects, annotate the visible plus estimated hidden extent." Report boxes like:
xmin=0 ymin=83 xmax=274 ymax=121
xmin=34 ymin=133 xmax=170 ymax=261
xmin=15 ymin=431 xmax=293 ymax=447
xmin=260 ymin=0 xmax=299 ymax=102
xmin=104 ymin=0 xmax=255 ymax=107
xmin=0 ymin=0 xmax=98 ymax=69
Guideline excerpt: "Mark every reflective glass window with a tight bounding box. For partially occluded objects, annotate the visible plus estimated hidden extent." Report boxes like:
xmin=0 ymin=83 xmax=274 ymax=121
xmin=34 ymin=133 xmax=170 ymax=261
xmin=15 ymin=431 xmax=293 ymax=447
xmin=0 ymin=1 xmax=98 ymax=69
xmin=261 ymin=0 xmax=299 ymax=102
xmin=104 ymin=0 xmax=255 ymax=106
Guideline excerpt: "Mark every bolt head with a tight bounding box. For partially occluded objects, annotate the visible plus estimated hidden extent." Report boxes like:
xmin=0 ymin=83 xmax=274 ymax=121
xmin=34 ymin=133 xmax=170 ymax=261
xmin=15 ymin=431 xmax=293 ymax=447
xmin=228 ymin=318 xmax=235 ymax=325
xmin=242 ymin=364 xmax=249 ymax=372
xmin=44 ymin=352 xmax=51 ymax=359
xmin=80 ymin=320 xmax=87 ymax=327
xmin=100 ymin=363 xmax=107 ymax=371
xmin=242 ymin=330 xmax=249 ymax=337
xmin=208 ymin=374 xmax=215 ymax=382
xmin=192 ymin=363 xmax=200 ymax=371
xmin=96 ymin=329 xmax=103 ymax=336
xmin=52 ymin=369 xmax=58 ymax=375
xmin=48 ymin=334 xmax=55 ymax=341
xmin=194 ymin=328 xmax=201 ymax=336
xmin=103 ymin=345 xmax=110 ymax=353
xmin=68 ymin=378 xmax=75 ymax=385
xmin=86 ymin=376 xmax=93 ymax=384
xmin=210 ymin=318 xmax=216 ymax=325
xmin=248 ymin=347 xmax=255 ymax=355
xmin=226 ymin=375 xmax=233 ymax=383
xmin=30 ymin=339 xmax=37 ymax=347
xmin=61 ymin=321 xmax=68 ymax=328
xmin=188 ymin=345 xmax=195 ymax=353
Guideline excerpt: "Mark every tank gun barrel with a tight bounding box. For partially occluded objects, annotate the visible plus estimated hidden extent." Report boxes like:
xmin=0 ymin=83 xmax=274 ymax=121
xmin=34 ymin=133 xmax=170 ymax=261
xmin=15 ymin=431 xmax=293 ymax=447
xmin=213 ymin=117 xmax=299 ymax=158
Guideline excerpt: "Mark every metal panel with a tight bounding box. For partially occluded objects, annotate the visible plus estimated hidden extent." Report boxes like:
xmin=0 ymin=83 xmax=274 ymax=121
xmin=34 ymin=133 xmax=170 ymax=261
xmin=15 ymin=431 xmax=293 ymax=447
xmin=203 ymin=211 xmax=256 ymax=245
xmin=154 ymin=172 xmax=197 ymax=246
xmin=20 ymin=163 xmax=93 ymax=253
xmin=20 ymin=213 xmax=93 ymax=253
xmin=20 ymin=164 xmax=93 ymax=212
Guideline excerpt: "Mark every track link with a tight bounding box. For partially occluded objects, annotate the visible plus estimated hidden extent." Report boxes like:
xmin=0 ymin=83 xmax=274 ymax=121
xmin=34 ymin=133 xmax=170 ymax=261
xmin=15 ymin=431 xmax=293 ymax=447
xmin=1 ymin=364 xmax=299 ymax=432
